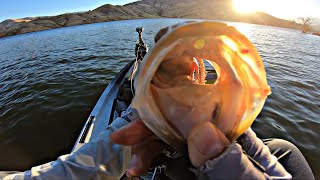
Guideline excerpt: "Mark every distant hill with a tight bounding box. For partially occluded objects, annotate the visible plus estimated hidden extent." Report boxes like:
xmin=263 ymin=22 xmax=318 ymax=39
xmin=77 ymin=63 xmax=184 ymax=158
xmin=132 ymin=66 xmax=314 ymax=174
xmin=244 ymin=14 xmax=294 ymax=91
xmin=0 ymin=0 xmax=301 ymax=38
xmin=311 ymin=25 xmax=320 ymax=31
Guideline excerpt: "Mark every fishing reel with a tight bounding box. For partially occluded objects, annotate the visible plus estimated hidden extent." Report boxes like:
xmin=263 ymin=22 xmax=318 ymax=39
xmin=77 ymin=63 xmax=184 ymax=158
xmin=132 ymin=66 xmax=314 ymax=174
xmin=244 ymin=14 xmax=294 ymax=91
xmin=135 ymin=27 xmax=148 ymax=61
xmin=136 ymin=27 xmax=144 ymax=33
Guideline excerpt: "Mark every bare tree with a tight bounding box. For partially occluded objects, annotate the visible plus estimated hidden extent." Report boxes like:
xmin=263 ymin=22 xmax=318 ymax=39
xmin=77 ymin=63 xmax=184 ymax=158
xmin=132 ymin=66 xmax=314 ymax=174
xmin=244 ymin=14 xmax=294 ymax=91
xmin=297 ymin=17 xmax=313 ymax=33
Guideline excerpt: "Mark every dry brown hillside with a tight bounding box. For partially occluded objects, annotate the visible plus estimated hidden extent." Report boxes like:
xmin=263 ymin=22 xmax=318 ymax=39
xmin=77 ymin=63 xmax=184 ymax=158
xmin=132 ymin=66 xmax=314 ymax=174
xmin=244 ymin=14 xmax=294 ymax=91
xmin=0 ymin=0 xmax=300 ymax=38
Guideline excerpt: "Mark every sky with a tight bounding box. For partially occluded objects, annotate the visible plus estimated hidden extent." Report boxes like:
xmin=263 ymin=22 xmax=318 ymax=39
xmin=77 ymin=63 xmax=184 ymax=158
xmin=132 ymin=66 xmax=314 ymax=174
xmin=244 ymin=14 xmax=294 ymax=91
xmin=0 ymin=0 xmax=137 ymax=22
xmin=0 ymin=0 xmax=319 ymax=22
xmin=233 ymin=0 xmax=320 ymax=21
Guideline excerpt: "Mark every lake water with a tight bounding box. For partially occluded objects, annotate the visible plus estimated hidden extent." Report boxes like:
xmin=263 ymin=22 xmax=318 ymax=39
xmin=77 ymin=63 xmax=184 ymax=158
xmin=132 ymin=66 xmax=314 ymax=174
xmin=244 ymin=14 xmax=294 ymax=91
xmin=0 ymin=19 xmax=319 ymax=177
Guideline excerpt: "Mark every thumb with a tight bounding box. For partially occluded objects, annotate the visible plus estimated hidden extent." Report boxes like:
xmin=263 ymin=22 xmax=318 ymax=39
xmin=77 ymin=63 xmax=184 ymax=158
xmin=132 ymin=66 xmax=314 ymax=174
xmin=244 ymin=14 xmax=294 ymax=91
xmin=187 ymin=122 xmax=230 ymax=167
xmin=110 ymin=119 xmax=153 ymax=145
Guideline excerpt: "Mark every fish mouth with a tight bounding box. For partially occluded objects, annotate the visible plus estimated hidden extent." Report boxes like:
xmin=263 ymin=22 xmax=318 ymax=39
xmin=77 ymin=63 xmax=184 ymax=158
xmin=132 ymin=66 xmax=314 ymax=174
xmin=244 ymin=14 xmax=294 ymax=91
xmin=132 ymin=21 xmax=271 ymax=151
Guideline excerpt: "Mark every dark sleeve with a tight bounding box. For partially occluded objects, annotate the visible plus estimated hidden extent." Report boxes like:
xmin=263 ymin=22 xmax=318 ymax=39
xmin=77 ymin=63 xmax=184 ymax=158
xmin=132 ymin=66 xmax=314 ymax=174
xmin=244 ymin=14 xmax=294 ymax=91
xmin=191 ymin=129 xmax=292 ymax=180
xmin=192 ymin=143 xmax=271 ymax=180
xmin=239 ymin=128 xmax=292 ymax=179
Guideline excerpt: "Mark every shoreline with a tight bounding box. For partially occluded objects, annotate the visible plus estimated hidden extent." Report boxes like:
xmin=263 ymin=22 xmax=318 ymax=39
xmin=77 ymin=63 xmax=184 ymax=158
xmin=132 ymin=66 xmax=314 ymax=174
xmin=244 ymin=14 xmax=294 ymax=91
xmin=0 ymin=17 xmax=304 ymax=39
xmin=0 ymin=1 xmax=302 ymax=39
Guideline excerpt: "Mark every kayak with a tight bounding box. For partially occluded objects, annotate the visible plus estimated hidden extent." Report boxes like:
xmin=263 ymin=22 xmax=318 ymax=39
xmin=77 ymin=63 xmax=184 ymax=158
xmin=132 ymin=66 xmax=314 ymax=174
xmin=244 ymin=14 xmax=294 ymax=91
xmin=72 ymin=27 xmax=147 ymax=152
xmin=72 ymin=61 xmax=135 ymax=152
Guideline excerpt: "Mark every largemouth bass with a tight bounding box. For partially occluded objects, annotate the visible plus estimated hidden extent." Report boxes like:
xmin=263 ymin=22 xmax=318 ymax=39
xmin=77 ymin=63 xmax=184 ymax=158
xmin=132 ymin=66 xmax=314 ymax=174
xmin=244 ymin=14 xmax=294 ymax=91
xmin=132 ymin=21 xmax=271 ymax=151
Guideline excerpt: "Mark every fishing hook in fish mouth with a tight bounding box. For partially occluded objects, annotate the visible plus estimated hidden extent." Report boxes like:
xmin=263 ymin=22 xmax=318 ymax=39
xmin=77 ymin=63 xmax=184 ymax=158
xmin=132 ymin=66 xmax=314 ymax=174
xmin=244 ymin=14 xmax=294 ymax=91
xmin=132 ymin=21 xmax=271 ymax=152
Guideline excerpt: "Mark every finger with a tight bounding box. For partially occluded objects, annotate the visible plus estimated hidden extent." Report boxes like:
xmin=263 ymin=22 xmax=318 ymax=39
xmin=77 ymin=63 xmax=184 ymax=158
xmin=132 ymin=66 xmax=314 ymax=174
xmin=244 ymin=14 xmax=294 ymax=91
xmin=126 ymin=139 xmax=161 ymax=177
xmin=110 ymin=119 xmax=153 ymax=145
xmin=187 ymin=122 xmax=230 ymax=167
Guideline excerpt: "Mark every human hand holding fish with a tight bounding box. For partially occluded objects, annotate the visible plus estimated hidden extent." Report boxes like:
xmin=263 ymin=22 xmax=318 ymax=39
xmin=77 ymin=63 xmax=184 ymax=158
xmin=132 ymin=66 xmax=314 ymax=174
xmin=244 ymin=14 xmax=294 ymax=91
xmin=110 ymin=112 xmax=291 ymax=179
xmin=110 ymin=114 xmax=231 ymax=177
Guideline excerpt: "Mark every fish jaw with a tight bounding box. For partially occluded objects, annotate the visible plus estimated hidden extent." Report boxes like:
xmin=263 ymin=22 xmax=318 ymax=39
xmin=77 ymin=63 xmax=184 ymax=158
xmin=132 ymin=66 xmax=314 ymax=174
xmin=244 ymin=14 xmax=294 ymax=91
xmin=132 ymin=21 xmax=271 ymax=151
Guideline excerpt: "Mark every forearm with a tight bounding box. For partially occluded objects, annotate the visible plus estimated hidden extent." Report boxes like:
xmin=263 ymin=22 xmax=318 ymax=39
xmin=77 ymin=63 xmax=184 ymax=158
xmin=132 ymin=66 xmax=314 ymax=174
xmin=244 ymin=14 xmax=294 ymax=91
xmin=193 ymin=143 xmax=269 ymax=179
xmin=239 ymin=128 xmax=291 ymax=179
xmin=192 ymin=129 xmax=292 ymax=180
xmin=4 ymin=117 xmax=131 ymax=180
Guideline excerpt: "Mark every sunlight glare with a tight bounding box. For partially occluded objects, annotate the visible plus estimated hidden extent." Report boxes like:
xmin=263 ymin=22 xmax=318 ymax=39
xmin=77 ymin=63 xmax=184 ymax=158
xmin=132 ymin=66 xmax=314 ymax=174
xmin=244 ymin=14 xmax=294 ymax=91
xmin=233 ymin=0 xmax=261 ymax=14
xmin=233 ymin=23 xmax=252 ymax=35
